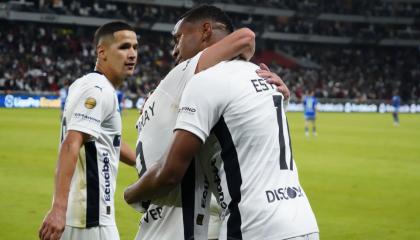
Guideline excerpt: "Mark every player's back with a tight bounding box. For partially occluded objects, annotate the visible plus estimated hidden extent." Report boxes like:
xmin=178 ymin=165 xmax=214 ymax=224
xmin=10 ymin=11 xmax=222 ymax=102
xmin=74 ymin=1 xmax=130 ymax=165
xmin=177 ymin=60 xmax=319 ymax=239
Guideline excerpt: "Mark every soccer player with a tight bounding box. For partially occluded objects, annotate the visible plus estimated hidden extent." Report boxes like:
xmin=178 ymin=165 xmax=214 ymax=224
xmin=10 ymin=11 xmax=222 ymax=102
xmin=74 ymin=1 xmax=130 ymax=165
xmin=392 ymin=90 xmax=401 ymax=126
xmin=127 ymin=7 xmax=255 ymax=240
xmin=124 ymin=5 xmax=291 ymax=240
xmin=124 ymin=35 xmax=319 ymax=240
xmin=303 ymin=89 xmax=317 ymax=136
xmin=39 ymin=21 xmax=137 ymax=240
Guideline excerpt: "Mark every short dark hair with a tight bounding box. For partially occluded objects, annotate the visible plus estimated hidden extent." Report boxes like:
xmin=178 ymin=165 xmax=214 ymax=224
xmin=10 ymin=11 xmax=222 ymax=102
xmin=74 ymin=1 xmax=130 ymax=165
xmin=93 ymin=21 xmax=135 ymax=47
xmin=180 ymin=4 xmax=234 ymax=33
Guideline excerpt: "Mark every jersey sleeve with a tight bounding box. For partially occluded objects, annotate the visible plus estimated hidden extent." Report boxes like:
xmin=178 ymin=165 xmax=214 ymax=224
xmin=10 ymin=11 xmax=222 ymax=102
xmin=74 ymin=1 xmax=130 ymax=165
xmin=67 ymin=86 xmax=110 ymax=139
xmin=174 ymin=72 xmax=228 ymax=142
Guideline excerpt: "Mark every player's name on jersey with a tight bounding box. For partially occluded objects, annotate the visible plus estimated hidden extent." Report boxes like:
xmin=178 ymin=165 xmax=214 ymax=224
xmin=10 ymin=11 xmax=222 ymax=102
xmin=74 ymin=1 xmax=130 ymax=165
xmin=250 ymin=78 xmax=276 ymax=93
xmin=138 ymin=101 xmax=156 ymax=132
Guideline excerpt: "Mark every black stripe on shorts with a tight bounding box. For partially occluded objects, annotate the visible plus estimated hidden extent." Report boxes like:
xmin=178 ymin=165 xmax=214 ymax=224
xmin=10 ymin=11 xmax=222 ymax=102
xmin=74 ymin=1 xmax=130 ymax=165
xmin=181 ymin=158 xmax=196 ymax=240
xmin=85 ymin=141 xmax=100 ymax=227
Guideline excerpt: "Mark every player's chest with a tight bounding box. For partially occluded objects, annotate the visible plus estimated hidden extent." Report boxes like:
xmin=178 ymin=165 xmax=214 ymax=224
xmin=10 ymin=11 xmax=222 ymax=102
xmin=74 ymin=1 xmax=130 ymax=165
xmin=102 ymin=108 xmax=122 ymax=134
xmin=137 ymin=90 xmax=179 ymax=136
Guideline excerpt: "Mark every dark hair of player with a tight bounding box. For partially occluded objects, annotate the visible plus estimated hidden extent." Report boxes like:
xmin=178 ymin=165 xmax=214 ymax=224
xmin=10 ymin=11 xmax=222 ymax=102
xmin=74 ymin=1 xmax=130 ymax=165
xmin=180 ymin=4 xmax=234 ymax=33
xmin=93 ymin=21 xmax=135 ymax=48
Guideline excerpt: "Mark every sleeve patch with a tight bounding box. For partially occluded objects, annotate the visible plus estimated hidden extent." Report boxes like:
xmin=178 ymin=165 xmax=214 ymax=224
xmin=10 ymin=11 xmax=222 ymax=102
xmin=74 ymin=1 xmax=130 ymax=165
xmin=84 ymin=97 xmax=97 ymax=109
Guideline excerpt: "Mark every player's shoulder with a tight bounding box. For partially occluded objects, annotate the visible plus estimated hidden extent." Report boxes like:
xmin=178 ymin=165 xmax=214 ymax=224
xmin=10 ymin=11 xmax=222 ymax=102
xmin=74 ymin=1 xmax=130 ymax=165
xmin=168 ymin=51 xmax=203 ymax=76
xmin=72 ymin=72 xmax=114 ymax=93
xmin=220 ymin=59 xmax=258 ymax=70
xmin=197 ymin=60 xmax=258 ymax=79
xmin=158 ymin=53 xmax=204 ymax=92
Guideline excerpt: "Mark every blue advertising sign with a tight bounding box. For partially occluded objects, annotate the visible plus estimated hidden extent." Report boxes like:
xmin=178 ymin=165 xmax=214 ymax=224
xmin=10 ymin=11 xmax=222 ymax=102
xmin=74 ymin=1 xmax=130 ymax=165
xmin=0 ymin=94 xmax=61 ymax=108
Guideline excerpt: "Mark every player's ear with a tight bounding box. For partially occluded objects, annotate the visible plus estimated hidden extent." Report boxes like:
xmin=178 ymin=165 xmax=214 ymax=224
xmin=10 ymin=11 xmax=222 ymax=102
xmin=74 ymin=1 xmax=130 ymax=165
xmin=97 ymin=44 xmax=107 ymax=61
xmin=201 ymin=22 xmax=212 ymax=42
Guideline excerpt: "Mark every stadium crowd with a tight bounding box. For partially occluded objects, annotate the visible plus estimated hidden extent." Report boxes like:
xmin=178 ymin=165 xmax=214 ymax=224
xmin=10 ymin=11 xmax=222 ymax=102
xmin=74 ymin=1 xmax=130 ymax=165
xmin=211 ymin=0 xmax=420 ymax=17
xmin=264 ymin=43 xmax=420 ymax=102
xmin=0 ymin=20 xmax=173 ymax=100
xmin=1 ymin=0 xmax=420 ymax=103
xmin=7 ymin=0 xmax=420 ymax=39
xmin=11 ymin=0 xmax=420 ymax=17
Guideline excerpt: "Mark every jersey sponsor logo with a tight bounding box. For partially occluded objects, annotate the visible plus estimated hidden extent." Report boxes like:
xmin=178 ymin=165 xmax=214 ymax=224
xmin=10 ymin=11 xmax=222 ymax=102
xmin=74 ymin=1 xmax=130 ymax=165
xmin=179 ymin=106 xmax=196 ymax=114
xmin=138 ymin=101 xmax=155 ymax=133
xmin=210 ymin=158 xmax=228 ymax=209
xmin=265 ymin=186 xmax=304 ymax=203
xmin=250 ymin=78 xmax=275 ymax=93
xmin=102 ymin=152 xmax=112 ymax=202
xmin=143 ymin=206 xmax=163 ymax=223
xmin=84 ymin=97 xmax=97 ymax=109
xmin=73 ymin=112 xmax=101 ymax=123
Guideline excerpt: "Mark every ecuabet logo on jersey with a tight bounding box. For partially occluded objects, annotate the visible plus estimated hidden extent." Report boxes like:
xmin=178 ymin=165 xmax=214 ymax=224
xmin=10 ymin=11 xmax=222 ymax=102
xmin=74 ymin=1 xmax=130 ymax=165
xmin=84 ymin=97 xmax=97 ymax=109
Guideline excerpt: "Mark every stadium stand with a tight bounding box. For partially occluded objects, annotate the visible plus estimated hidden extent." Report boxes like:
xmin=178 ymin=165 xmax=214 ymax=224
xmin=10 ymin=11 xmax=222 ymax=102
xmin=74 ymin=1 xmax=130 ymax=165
xmin=0 ymin=0 xmax=419 ymax=103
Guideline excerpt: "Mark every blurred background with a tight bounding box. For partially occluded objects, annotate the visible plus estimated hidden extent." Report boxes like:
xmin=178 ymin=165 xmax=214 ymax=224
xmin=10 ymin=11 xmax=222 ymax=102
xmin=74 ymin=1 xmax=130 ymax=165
xmin=1 ymin=0 xmax=419 ymax=110
xmin=0 ymin=0 xmax=419 ymax=239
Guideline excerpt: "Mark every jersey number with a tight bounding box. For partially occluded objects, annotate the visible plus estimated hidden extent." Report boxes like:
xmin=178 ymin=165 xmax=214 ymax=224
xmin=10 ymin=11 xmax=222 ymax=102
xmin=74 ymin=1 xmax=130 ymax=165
xmin=136 ymin=141 xmax=147 ymax=176
xmin=273 ymin=95 xmax=294 ymax=171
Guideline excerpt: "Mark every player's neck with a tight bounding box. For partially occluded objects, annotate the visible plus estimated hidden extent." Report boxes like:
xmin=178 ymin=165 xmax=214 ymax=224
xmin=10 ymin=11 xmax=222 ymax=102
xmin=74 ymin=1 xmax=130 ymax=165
xmin=208 ymin=31 xmax=228 ymax=46
xmin=95 ymin=63 xmax=123 ymax=89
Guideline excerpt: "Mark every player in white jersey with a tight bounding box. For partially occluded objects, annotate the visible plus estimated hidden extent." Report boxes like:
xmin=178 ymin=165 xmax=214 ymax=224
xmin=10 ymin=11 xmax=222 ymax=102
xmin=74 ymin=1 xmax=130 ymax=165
xmin=124 ymin=59 xmax=319 ymax=239
xmin=125 ymin=6 xmax=256 ymax=240
xmin=39 ymin=21 xmax=137 ymax=240
xmin=124 ymin=5 xmax=293 ymax=240
xmin=175 ymin=60 xmax=319 ymax=239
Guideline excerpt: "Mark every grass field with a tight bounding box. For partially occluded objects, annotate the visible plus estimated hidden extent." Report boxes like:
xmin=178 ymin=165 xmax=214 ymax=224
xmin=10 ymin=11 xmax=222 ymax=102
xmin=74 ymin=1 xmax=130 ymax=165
xmin=0 ymin=108 xmax=419 ymax=240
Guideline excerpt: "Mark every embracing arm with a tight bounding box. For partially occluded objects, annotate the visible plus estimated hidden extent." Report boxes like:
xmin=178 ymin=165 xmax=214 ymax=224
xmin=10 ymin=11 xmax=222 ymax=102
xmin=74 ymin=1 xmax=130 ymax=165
xmin=120 ymin=140 xmax=136 ymax=167
xmin=39 ymin=130 xmax=86 ymax=240
xmin=124 ymin=130 xmax=202 ymax=204
xmin=196 ymin=27 xmax=255 ymax=73
xmin=256 ymin=63 xmax=290 ymax=101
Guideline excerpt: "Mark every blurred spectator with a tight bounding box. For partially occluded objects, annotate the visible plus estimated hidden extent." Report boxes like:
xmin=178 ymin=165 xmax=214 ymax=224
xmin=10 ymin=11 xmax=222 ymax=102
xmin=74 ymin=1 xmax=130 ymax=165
xmin=1 ymin=0 xmax=420 ymax=102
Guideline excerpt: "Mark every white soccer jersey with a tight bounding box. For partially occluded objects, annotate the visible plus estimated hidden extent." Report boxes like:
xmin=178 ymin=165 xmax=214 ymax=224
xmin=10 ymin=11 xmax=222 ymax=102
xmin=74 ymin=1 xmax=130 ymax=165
xmin=61 ymin=71 xmax=121 ymax=228
xmin=135 ymin=52 xmax=211 ymax=240
xmin=175 ymin=60 xmax=319 ymax=240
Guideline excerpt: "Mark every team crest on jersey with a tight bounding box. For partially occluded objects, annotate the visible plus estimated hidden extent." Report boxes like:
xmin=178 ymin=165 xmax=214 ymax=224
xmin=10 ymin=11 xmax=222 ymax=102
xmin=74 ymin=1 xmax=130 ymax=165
xmin=84 ymin=97 xmax=97 ymax=109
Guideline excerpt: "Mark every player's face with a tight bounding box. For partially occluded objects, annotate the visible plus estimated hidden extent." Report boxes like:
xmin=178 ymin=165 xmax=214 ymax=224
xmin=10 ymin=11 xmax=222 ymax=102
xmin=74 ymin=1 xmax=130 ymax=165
xmin=105 ymin=30 xmax=138 ymax=78
xmin=172 ymin=19 xmax=203 ymax=65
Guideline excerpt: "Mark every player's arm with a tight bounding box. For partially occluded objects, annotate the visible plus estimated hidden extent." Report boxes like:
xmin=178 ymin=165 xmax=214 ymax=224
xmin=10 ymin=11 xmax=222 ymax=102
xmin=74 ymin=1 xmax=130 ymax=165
xmin=120 ymin=140 xmax=136 ymax=166
xmin=125 ymin=71 xmax=225 ymax=204
xmin=256 ymin=63 xmax=290 ymax=101
xmin=124 ymin=130 xmax=202 ymax=203
xmin=196 ymin=27 xmax=255 ymax=73
xmin=39 ymin=130 xmax=87 ymax=240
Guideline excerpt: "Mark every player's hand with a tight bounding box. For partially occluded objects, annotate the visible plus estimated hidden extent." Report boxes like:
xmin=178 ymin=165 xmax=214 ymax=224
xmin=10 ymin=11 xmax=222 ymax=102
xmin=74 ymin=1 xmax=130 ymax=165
xmin=256 ymin=63 xmax=290 ymax=100
xmin=39 ymin=207 xmax=66 ymax=240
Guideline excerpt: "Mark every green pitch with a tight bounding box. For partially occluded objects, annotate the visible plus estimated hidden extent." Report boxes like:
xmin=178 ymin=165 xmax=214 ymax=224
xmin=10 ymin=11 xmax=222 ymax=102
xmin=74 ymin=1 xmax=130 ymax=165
xmin=0 ymin=108 xmax=419 ymax=239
